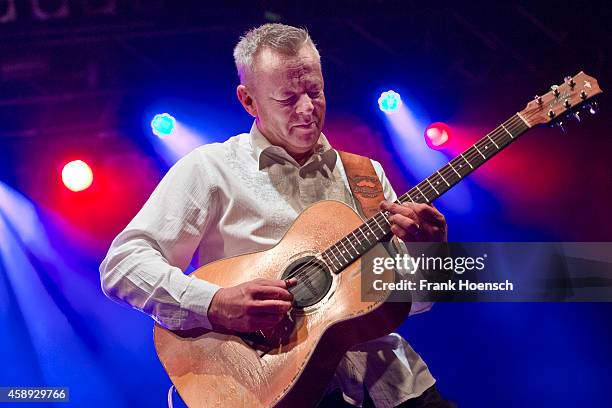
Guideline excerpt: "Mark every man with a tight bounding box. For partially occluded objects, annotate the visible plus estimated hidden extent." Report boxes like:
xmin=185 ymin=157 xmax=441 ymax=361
xmin=100 ymin=23 xmax=451 ymax=407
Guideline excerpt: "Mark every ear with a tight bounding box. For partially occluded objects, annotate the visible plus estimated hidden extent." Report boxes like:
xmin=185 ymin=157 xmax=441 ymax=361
xmin=236 ymin=85 xmax=257 ymax=117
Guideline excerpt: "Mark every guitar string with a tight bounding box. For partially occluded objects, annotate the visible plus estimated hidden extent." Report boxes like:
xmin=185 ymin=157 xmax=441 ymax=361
xmin=284 ymin=110 xmax=546 ymax=297
xmin=284 ymin=113 xmax=528 ymax=297
xmin=285 ymin=114 xmax=528 ymax=297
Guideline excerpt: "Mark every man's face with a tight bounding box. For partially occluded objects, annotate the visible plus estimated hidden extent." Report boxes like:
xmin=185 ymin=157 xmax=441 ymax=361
xmin=245 ymin=45 xmax=326 ymax=157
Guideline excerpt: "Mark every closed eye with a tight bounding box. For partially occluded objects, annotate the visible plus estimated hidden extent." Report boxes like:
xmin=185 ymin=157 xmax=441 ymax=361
xmin=276 ymin=96 xmax=297 ymax=105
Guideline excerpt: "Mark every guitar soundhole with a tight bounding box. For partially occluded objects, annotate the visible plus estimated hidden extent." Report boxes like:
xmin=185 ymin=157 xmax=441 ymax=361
xmin=282 ymin=256 xmax=333 ymax=308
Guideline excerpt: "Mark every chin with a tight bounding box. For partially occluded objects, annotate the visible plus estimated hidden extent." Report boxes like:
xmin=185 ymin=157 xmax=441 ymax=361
xmin=303 ymin=133 xmax=321 ymax=147
xmin=291 ymin=129 xmax=318 ymax=144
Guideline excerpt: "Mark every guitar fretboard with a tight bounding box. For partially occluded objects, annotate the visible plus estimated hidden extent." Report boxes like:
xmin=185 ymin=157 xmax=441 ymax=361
xmin=320 ymin=113 xmax=530 ymax=274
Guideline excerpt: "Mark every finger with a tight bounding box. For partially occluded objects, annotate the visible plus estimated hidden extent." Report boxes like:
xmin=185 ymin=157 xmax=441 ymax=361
xmin=254 ymin=278 xmax=298 ymax=290
xmin=416 ymin=206 xmax=444 ymax=224
xmin=390 ymin=224 xmax=409 ymax=241
xmin=382 ymin=201 xmax=445 ymax=223
xmin=390 ymin=222 xmax=420 ymax=242
xmin=251 ymin=285 xmax=294 ymax=301
xmin=382 ymin=201 xmax=421 ymax=221
xmin=413 ymin=204 xmax=446 ymax=225
xmin=249 ymin=299 xmax=293 ymax=314
xmin=389 ymin=213 xmax=420 ymax=235
xmin=252 ymin=278 xmax=290 ymax=288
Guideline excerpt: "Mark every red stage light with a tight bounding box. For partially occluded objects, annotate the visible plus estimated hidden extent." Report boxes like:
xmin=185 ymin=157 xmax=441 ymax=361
xmin=425 ymin=122 xmax=451 ymax=150
xmin=62 ymin=160 xmax=93 ymax=192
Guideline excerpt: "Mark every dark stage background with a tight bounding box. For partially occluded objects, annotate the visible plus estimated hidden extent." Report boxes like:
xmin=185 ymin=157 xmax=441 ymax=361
xmin=1 ymin=1 xmax=611 ymax=406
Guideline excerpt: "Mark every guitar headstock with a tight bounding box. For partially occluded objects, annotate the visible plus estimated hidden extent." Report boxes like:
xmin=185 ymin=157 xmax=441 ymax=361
xmin=520 ymin=71 xmax=602 ymax=128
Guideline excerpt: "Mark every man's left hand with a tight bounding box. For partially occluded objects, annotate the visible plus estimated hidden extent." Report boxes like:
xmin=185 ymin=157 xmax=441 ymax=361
xmin=380 ymin=201 xmax=447 ymax=242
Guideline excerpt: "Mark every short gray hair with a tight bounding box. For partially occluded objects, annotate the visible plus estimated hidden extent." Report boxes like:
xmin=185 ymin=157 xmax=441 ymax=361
xmin=233 ymin=23 xmax=320 ymax=84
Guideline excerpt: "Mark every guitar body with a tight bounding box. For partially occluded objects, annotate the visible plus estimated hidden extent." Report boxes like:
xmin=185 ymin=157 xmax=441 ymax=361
xmin=154 ymin=200 xmax=412 ymax=407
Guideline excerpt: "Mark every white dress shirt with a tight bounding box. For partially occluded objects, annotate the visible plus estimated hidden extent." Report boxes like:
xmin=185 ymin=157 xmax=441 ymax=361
xmin=100 ymin=123 xmax=436 ymax=407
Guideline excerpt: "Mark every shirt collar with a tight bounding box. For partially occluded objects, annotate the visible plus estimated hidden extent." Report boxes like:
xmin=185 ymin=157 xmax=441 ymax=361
xmin=249 ymin=122 xmax=337 ymax=172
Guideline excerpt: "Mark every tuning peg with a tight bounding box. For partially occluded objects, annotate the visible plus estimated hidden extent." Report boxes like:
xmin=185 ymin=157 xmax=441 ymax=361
xmin=580 ymin=90 xmax=588 ymax=100
xmin=534 ymin=95 xmax=543 ymax=105
xmin=563 ymin=99 xmax=571 ymax=108
xmin=564 ymin=76 xmax=576 ymax=88
xmin=551 ymin=85 xmax=560 ymax=97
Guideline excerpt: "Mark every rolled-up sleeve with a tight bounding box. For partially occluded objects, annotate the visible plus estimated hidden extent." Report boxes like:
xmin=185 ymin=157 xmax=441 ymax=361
xmin=99 ymin=149 xmax=221 ymax=330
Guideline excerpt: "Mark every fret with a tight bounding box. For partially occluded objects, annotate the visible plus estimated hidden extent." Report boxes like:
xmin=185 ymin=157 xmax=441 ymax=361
xmin=379 ymin=212 xmax=391 ymax=226
xmin=448 ymin=162 xmax=462 ymax=178
xmin=415 ymin=185 xmax=430 ymax=203
xmin=401 ymin=193 xmax=415 ymax=203
xmin=371 ymin=215 xmax=385 ymax=233
xmin=321 ymin=252 xmax=339 ymax=272
xmin=500 ymin=124 xmax=514 ymax=139
xmin=364 ymin=222 xmax=377 ymax=237
xmin=329 ymin=245 xmax=344 ymax=264
xmin=338 ymin=240 xmax=351 ymax=260
xmin=437 ymin=170 xmax=450 ymax=186
xmin=356 ymin=230 xmax=366 ymax=241
xmin=352 ymin=230 xmax=368 ymax=245
xmin=486 ymin=134 xmax=499 ymax=149
xmin=346 ymin=236 xmax=358 ymax=253
xmin=426 ymin=178 xmax=440 ymax=195
xmin=460 ymin=153 xmax=474 ymax=169
xmin=492 ymin=128 xmax=510 ymax=146
xmin=354 ymin=228 xmax=364 ymax=243
xmin=338 ymin=237 xmax=353 ymax=255
xmin=473 ymin=144 xmax=486 ymax=159
xmin=335 ymin=244 xmax=349 ymax=263
xmin=327 ymin=248 xmax=342 ymax=268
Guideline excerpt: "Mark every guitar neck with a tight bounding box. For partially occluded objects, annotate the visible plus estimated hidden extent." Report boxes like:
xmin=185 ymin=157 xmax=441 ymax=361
xmin=398 ymin=113 xmax=530 ymax=204
xmin=320 ymin=113 xmax=531 ymax=274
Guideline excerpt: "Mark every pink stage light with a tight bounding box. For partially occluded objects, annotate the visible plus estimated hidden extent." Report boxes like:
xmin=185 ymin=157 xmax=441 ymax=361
xmin=61 ymin=160 xmax=93 ymax=192
xmin=424 ymin=122 xmax=451 ymax=150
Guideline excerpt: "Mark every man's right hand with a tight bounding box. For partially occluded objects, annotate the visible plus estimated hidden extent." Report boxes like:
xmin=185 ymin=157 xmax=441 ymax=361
xmin=207 ymin=278 xmax=296 ymax=332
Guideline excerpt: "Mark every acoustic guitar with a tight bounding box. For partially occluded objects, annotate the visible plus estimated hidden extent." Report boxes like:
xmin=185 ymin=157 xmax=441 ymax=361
xmin=154 ymin=72 xmax=602 ymax=407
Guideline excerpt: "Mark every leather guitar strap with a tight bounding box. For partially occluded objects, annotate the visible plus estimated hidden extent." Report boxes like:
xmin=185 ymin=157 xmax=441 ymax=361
xmin=338 ymin=151 xmax=385 ymax=219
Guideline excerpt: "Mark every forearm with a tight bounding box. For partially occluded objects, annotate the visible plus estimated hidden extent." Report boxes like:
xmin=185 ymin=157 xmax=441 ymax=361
xmin=100 ymin=233 xmax=221 ymax=330
xmin=99 ymin=148 xmax=222 ymax=329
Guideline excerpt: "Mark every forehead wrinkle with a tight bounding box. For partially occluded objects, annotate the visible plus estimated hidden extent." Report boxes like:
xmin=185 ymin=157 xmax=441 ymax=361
xmin=285 ymin=62 xmax=313 ymax=80
xmin=255 ymin=48 xmax=322 ymax=95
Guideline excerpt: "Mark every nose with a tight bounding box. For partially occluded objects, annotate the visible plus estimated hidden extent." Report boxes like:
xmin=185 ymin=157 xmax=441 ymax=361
xmin=295 ymin=94 xmax=314 ymax=116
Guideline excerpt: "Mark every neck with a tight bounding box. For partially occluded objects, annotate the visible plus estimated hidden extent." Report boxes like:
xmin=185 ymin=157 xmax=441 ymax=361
xmin=291 ymin=150 xmax=315 ymax=166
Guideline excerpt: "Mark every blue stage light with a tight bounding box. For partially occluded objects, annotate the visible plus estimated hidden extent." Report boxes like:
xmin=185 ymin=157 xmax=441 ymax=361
xmin=151 ymin=113 xmax=176 ymax=138
xmin=378 ymin=90 xmax=402 ymax=113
